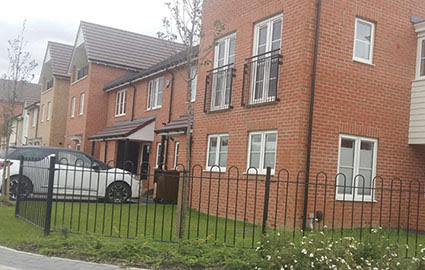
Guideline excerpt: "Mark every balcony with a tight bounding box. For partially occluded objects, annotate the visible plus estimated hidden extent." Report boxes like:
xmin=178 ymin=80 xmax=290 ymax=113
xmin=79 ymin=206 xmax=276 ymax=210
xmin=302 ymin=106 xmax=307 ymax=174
xmin=203 ymin=64 xmax=236 ymax=113
xmin=242 ymin=50 xmax=283 ymax=106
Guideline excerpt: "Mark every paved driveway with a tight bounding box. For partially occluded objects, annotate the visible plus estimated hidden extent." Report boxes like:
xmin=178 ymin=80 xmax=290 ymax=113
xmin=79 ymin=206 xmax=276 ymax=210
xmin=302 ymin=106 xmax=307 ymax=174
xmin=0 ymin=246 xmax=146 ymax=270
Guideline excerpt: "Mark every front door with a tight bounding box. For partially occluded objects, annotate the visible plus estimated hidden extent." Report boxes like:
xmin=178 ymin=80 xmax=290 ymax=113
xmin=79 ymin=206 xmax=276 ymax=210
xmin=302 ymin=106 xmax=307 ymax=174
xmin=116 ymin=140 xmax=140 ymax=174
xmin=140 ymin=144 xmax=150 ymax=180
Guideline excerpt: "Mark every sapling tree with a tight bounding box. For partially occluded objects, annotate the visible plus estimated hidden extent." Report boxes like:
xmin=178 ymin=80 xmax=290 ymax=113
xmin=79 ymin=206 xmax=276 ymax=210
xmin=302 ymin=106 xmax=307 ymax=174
xmin=0 ymin=20 xmax=37 ymax=199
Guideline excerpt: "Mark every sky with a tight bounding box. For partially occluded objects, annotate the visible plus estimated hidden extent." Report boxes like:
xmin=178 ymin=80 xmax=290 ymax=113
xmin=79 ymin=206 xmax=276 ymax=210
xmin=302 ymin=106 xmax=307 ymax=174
xmin=0 ymin=0 xmax=170 ymax=82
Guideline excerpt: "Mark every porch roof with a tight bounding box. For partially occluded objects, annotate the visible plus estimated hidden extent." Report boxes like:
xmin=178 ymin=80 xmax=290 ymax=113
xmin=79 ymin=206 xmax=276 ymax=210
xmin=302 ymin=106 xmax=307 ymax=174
xmin=154 ymin=114 xmax=193 ymax=136
xmin=89 ymin=115 xmax=156 ymax=141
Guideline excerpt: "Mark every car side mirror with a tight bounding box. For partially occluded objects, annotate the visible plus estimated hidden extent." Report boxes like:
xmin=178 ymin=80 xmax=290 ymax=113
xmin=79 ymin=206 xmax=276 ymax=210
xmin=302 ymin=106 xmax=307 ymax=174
xmin=92 ymin=164 xmax=100 ymax=172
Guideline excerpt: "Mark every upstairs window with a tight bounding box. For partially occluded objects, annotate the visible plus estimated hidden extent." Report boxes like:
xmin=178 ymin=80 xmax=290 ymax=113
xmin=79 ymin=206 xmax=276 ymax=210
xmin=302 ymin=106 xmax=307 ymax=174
xmin=115 ymin=89 xmax=127 ymax=116
xmin=32 ymin=108 xmax=38 ymax=127
xmin=248 ymin=14 xmax=282 ymax=105
xmin=337 ymin=135 xmax=377 ymax=201
xmin=46 ymin=102 xmax=51 ymax=121
xmin=210 ymin=34 xmax=236 ymax=110
xmin=418 ymin=38 xmax=425 ymax=79
xmin=190 ymin=66 xmax=197 ymax=102
xmin=41 ymin=104 xmax=45 ymax=122
xmin=45 ymin=79 xmax=53 ymax=91
xmin=79 ymin=93 xmax=85 ymax=115
xmin=147 ymin=77 xmax=163 ymax=110
xmin=353 ymin=18 xmax=375 ymax=65
xmin=70 ymin=97 xmax=76 ymax=118
xmin=75 ymin=65 xmax=88 ymax=81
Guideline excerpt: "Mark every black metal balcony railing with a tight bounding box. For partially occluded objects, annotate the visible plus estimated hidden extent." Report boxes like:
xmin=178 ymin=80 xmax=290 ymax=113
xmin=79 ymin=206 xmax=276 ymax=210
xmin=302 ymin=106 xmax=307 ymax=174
xmin=242 ymin=50 xmax=283 ymax=106
xmin=76 ymin=65 xmax=89 ymax=81
xmin=203 ymin=64 xmax=236 ymax=113
xmin=45 ymin=79 xmax=53 ymax=91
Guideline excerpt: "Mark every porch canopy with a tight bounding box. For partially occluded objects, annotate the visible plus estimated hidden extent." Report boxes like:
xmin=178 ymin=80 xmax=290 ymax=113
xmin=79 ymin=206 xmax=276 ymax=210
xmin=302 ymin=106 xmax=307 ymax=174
xmin=154 ymin=114 xmax=193 ymax=136
xmin=89 ymin=115 xmax=156 ymax=142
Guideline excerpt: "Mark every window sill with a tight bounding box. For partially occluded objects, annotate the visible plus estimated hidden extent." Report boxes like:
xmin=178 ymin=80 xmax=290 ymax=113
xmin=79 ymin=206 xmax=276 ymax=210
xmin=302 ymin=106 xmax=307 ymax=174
xmin=71 ymin=75 xmax=88 ymax=85
xmin=203 ymin=168 xmax=226 ymax=173
xmin=243 ymin=99 xmax=280 ymax=108
xmin=114 ymin=114 xmax=126 ymax=118
xmin=335 ymin=196 xmax=377 ymax=203
xmin=146 ymin=107 xmax=161 ymax=112
xmin=352 ymin=58 xmax=375 ymax=67
xmin=205 ymin=106 xmax=233 ymax=114
xmin=242 ymin=171 xmax=275 ymax=176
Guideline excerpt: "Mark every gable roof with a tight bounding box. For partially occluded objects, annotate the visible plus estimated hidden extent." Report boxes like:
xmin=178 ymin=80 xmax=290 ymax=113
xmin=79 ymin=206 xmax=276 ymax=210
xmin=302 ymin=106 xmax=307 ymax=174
xmin=70 ymin=21 xmax=187 ymax=72
xmin=48 ymin=42 xmax=74 ymax=78
xmin=0 ymin=79 xmax=41 ymax=103
xmin=104 ymin=45 xmax=199 ymax=91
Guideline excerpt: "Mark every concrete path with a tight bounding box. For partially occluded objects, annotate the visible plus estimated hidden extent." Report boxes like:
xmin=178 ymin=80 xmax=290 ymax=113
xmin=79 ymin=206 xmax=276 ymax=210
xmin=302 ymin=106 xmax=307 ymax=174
xmin=0 ymin=246 xmax=147 ymax=270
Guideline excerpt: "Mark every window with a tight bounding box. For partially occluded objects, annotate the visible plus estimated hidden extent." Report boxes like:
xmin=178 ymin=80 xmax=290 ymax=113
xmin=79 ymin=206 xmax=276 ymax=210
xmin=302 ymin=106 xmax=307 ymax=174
xmin=31 ymin=108 xmax=38 ymax=127
xmin=190 ymin=66 xmax=197 ymax=102
xmin=247 ymin=130 xmax=277 ymax=174
xmin=75 ymin=65 xmax=88 ymax=81
xmin=155 ymin=143 xmax=163 ymax=168
xmin=206 ymin=134 xmax=228 ymax=171
xmin=174 ymin=142 xmax=180 ymax=168
xmin=58 ymin=151 xmax=91 ymax=168
xmin=70 ymin=97 xmax=76 ymax=117
xmin=76 ymin=143 xmax=81 ymax=151
xmin=45 ymin=79 xmax=53 ymax=91
xmin=353 ymin=18 xmax=375 ymax=64
xmin=41 ymin=104 xmax=45 ymax=122
xmin=79 ymin=93 xmax=84 ymax=115
xmin=250 ymin=14 xmax=282 ymax=104
xmin=418 ymin=38 xmax=425 ymax=79
xmin=211 ymin=34 xmax=236 ymax=110
xmin=337 ymin=135 xmax=377 ymax=201
xmin=115 ymin=89 xmax=127 ymax=116
xmin=147 ymin=77 xmax=163 ymax=110
xmin=46 ymin=102 xmax=51 ymax=121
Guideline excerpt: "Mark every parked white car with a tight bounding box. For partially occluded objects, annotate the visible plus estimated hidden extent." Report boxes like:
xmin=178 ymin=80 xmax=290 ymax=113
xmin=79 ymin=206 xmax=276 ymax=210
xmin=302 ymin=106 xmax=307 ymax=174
xmin=0 ymin=146 xmax=141 ymax=203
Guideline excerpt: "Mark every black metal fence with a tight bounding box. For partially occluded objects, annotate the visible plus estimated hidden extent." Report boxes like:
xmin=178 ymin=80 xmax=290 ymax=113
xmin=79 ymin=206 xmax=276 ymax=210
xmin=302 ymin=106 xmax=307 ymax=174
xmin=14 ymin=160 xmax=425 ymax=257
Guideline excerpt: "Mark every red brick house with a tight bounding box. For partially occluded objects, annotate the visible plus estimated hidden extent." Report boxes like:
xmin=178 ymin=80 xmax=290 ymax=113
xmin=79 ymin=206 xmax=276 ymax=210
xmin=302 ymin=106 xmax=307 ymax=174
xmin=89 ymin=47 xmax=197 ymax=176
xmin=65 ymin=21 xmax=185 ymax=156
xmin=190 ymin=0 xmax=425 ymax=229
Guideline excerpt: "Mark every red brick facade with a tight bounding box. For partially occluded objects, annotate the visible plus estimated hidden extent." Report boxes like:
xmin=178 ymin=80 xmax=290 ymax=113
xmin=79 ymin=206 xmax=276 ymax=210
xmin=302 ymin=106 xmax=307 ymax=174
xmin=191 ymin=0 xmax=425 ymax=229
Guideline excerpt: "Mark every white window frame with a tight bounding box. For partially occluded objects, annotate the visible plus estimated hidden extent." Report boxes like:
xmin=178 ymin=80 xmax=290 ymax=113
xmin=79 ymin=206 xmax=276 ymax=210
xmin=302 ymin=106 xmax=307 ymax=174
xmin=247 ymin=130 xmax=277 ymax=175
xmin=115 ymin=89 xmax=127 ymax=116
xmin=250 ymin=14 xmax=283 ymax=104
xmin=174 ymin=142 xmax=180 ymax=169
xmin=353 ymin=18 xmax=375 ymax=65
xmin=211 ymin=33 xmax=236 ymax=110
xmin=190 ymin=66 xmax=197 ymax=102
xmin=336 ymin=134 xmax=378 ymax=202
xmin=41 ymin=104 xmax=45 ymax=122
xmin=206 ymin=134 xmax=229 ymax=172
xmin=71 ymin=97 xmax=76 ymax=118
xmin=417 ymin=37 xmax=425 ymax=79
xmin=46 ymin=102 xmax=51 ymax=121
xmin=155 ymin=143 xmax=163 ymax=168
xmin=79 ymin=93 xmax=85 ymax=115
xmin=147 ymin=77 xmax=163 ymax=110
xmin=32 ymin=108 xmax=38 ymax=127
xmin=76 ymin=143 xmax=81 ymax=151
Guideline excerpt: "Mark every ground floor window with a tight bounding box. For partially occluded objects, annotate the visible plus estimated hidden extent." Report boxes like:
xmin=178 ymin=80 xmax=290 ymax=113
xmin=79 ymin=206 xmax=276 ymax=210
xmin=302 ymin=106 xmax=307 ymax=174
xmin=337 ymin=134 xmax=377 ymax=200
xmin=174 ymin=142 xmax=180 ymax=169
xmin=155 ymin=143 xmax=163 ymax=168
xmin=206 ymin=134 xmax=228 ymax=171
xmin=247 ymin=130 xmax=277 ymax=174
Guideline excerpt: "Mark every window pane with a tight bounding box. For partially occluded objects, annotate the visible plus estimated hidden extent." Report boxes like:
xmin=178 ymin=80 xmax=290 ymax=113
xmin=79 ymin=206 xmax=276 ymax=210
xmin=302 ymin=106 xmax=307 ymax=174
xmin=271 ymin=20 xmax=282 ymax=51
xmin=265 ymin=133 xmax=277 ymax=151
xmin=257 ymin=26 xmax=268 ymax=55
xmin=220 ymin=136 xmax=228 ymax=152
xmin=218 ymin=43 xmax=225 ymax=67
xmin=250 ymin=153 xmax=260 ymax=168
xmin=208 ymin=153 xmax=216 ymax=167
xmin=264 ymin=153 xmax=275 ymax=169
xmin=338 ymin=167 xmax=353 ymax=194
xmin=355 ymin=41 xmax=370 ymax=60
xmin=356 ymin=21 xmax=372 ymax=43
xmin=209 ymin=137 xmax=217 ymax=152
xmin=228 ymin=38 xmax=236 ymax=64
xmin=357 ymin=169 xmax=372 ymax=196
xmin=340 ymin=138 xmax=355 ymax=167
xmin=250 ymin=134 xmax=262 ymax=152
xmin=421 ymin=59 xmax=425 ymax=77
xmin=219 ymin=153 xmax=227 ymax=167
xmin=359 ymin=141 xmax=374 ymax=169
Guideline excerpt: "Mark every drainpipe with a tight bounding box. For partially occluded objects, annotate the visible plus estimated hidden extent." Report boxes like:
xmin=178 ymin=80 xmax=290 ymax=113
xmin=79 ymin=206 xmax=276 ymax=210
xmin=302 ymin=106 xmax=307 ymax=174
xmin=35 ymin=108 xmax=39 ymax=139
xmin=164 ymin=69 xmax=175 ymax=168
xmin=129 ymin=81 xmax=137 ymax=121
xmin=302 ymin=0 xmax=322 ymax=231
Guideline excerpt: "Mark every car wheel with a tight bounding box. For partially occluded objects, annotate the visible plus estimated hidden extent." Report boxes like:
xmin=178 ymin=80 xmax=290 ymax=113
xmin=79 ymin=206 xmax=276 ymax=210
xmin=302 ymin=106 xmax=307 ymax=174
xmin=9 ymin=176 xmax=33 ymax=201
xmin=106 ymin=182 xmax=131 ymax=203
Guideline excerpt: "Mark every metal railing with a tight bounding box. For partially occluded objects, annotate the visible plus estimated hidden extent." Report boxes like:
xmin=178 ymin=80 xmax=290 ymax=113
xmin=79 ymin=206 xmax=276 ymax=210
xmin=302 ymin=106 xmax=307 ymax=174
xmin=204 ymin=64 xmax=236 ymax=113
xmin=13 ymin=160 xmax=425 ymax=257
xmin=242 ymin=50 xmax=283 ymax=106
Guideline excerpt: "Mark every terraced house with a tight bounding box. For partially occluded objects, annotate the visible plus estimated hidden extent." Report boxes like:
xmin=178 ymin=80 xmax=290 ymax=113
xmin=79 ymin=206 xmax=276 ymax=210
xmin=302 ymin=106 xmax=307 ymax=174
xmin=191 ymin=0 xmax=425 ymax=229
xmin=38 ymin=41 xmax=73 ymax=147
xmin=65 ymin=21 xmax=185 ymax=156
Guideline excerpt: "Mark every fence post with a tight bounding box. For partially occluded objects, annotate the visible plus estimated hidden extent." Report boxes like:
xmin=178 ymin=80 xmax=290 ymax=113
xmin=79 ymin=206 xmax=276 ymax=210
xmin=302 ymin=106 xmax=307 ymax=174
xmin=175 ymin=171 xmax=189 ymax=239
xmin=262 ymin=167 xmax=272 ymax=235
xmin=44 ymin=155 xmax=56 ymax=236
xmin=15 ymin=156 xmax=24 ymax=217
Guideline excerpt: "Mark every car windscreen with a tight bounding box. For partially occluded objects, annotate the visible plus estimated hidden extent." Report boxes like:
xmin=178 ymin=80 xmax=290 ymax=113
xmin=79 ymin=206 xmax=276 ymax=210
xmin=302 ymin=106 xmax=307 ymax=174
xmin=0 ymin=148 xmax=18 ymax=159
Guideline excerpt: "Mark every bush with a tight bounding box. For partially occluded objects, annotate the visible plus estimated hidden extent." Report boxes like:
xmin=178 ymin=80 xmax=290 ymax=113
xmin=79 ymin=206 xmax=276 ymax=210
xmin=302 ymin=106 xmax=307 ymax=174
xmin=254 ymin=228 xmax=409 ymax=270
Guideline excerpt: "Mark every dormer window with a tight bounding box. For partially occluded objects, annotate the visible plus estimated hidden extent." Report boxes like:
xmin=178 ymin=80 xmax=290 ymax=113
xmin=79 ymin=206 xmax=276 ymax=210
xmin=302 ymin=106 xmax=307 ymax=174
xmin=75 ymin=65 xmax=89 ymax=81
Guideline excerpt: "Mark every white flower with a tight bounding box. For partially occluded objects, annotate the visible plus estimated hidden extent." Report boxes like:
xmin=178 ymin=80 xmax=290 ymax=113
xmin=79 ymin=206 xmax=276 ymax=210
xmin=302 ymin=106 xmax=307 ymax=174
xmin=301 ymin=249 xmax=307 ymax=254
xmin=266 ymin=255 xmax=271 ymax=260
xmin=309 ymin=253 xmax=314 ymax=258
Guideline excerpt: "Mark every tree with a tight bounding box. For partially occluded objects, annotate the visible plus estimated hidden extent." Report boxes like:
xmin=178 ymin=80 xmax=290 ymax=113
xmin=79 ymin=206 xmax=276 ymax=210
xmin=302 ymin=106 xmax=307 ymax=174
xmin=157 ymin=0 xmax=224 ymax=171
xmin=0 ymin=20 xmax=37 ymax=199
